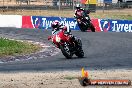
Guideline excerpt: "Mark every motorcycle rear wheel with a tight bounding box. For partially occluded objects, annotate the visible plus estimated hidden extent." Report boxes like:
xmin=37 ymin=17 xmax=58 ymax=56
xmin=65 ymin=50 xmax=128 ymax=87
xmin=77 ymin=39 xmax=82 ymax=47
xmin=90 ymin=23 xmax=95 ymax=32
xmin=78 ymin=22 xmax=87 ymax=32
xmin=75 ymin=39 xmax=84 ymax=58
xmin=75 ymin=49 xmax=84 ymax=58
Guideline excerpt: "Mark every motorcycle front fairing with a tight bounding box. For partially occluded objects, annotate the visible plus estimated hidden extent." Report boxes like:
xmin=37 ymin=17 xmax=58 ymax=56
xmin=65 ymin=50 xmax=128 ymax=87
xmin=52 ymin=30 xmax=71 ymax=48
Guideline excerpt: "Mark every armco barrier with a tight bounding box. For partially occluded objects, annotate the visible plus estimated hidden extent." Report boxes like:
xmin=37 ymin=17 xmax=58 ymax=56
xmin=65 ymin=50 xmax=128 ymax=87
xmin=0 ymin=15 xmax=22 ymax=28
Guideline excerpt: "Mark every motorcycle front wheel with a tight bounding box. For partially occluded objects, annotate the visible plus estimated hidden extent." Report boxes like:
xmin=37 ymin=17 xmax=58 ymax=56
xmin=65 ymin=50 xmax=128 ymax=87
xmin=60 ymin=44 xmax=72 ymax=59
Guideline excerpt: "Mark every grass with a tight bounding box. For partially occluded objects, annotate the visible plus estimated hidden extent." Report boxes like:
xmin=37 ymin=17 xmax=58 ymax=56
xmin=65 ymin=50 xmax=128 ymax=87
xmin=90 ymin=10 xmax=132 ymax=20
xmin=0 ymin=37 xmax=41 ymax=57
xmin=64 ymin=76 xmax=77 ymax=80
xmin=0 ymin=9 xmax=132 ymax=20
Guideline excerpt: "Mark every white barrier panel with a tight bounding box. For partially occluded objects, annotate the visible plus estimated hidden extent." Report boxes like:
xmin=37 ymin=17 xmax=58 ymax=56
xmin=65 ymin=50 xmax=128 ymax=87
xmin=0 ymin=15 xmax=22 ymax=28
xmin=98 ymin=0 xmax=118 ymax=3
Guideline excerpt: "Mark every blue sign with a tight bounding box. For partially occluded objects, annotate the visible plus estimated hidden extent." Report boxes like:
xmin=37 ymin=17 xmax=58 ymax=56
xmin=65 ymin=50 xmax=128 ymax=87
xmin=100 ymin=19 xmax=132 ymax=32
xmin=104 ymin=0 xmax=112 ymax=3
xmin=31 ymin=16 xmax=79 ymax=30
xmin=31 ymin=16 xmax=132 ymax=32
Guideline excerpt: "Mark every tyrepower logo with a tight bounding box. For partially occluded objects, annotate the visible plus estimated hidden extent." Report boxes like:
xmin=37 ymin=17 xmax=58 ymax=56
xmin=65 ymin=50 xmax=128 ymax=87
xmin=100 ymin=20 xmax=132 ymax=32
xmin=100 ymin=20 xmax=111 ymax=32
xmin=31 ymin=16 xmax=78 ymax=30
xmin=78 ymin=68 xmax=131 ymax=86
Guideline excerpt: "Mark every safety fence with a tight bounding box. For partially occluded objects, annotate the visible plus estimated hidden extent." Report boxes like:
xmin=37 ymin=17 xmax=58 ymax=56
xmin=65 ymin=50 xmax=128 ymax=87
xmin=0 ymin=0 xmax=131 ymax=12
xmin=0 ymin=15 xmax=132 ymax=32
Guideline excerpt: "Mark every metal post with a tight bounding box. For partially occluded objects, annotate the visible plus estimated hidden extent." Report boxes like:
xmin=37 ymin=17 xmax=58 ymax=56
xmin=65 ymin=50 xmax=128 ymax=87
xmin=66 ymin=0 xmax=67 ymax=5
xmin=103 ymin=0 xmax=104 ymax=13
xmin=45 ymin=0 xmax=48 ymax=9
xmin=88 ymin=0 xmax=89 ymax=9
xmin=59 ymin=0 xmax=60 ymax=10
xmin=3 ymin=0 xmax=4 ymax=12
xmin=73 ymin=0 xmax=74 ymax=11
xmin=119 ymin=1 xmax=120 ymax=8
xmin=118 ymin=1 xmax=120 ymax=12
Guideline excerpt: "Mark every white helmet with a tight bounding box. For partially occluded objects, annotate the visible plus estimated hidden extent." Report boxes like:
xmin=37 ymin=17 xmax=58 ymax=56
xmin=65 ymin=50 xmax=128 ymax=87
xmin=76 ymin=4 xmax=81 ymax=9
xmin=51 ymin=20 xmax=60 ymax=29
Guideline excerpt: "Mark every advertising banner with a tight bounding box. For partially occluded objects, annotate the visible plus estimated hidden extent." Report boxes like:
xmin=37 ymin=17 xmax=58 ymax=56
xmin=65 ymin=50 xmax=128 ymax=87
xmin=81 ymin=0 xmax=97 ymax=4
xmin=22 ymin=16 xmax=100 ymax=31
xmin=81 ymin=0 xmax=87 ymax=4
xmin=22 ymin=16 xmax=34 ymax=28
xmin=104 ymin=0 xmax=112 ymax=3
xmin=22 ymin=15 xmax=132 ymax=32
xmin=99 ymin=19 xmax=132 ymax=32
xmin=31 ymin=16 xmax=79 ymax=30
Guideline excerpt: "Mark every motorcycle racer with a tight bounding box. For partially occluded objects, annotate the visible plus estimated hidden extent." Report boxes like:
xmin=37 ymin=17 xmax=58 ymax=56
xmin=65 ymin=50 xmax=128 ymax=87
xmin=74 ymin=4 xmax=95 ymax=32
xmin=74 ymin=4 xmax=90 ymax=21
xmin=48 ymin=20 xmax=84 ymax=58
xmin=51 ymin=20 xmax=70 ymax=35
xmin=49 ymin=20 xmax=81 ymax=47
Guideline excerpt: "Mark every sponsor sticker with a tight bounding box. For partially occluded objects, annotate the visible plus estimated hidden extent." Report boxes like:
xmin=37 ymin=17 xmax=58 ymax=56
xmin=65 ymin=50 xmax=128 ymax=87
xmin=79 ymin=68 xmax=131 ymax=86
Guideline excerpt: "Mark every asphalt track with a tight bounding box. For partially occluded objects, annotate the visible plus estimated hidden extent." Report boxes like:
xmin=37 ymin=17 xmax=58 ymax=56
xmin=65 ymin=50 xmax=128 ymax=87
xmin=0 ymin=28 xmax=132 ymax=71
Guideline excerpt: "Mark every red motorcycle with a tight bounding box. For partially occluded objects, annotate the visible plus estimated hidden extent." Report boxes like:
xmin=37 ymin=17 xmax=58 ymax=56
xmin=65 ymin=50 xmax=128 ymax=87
xmin=48 ymin=30 xmax=84 ymax=59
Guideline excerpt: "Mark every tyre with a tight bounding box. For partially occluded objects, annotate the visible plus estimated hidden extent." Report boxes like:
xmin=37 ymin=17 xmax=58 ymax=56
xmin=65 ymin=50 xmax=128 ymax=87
xmin=78 ymin=22 xmax=87 ymax=32
xmin=60 ymin=44 xmax=72 ymax=59
xmin=75 ymin=49 xmax=84 ymax=58
xmin=80 ymin=27 xmax=86 ymax=32
xmin=90 ymin=23 xmax=95 ymax=32
xmin=79 ymin=77 xmax=90 ymax=86
xmin=77 ymin=39 xmax=82 ymax=48
xmin=75 ymin=39 xmax=84 ymax=58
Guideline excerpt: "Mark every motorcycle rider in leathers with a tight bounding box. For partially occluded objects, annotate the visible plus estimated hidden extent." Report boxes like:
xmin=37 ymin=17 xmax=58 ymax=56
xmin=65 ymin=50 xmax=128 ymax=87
xmin=50 ymin=20 xmax=80 ymax=47
xmin=74 ymin=4 xmax=91 ymax=27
